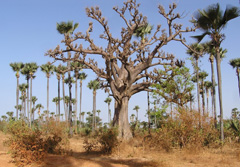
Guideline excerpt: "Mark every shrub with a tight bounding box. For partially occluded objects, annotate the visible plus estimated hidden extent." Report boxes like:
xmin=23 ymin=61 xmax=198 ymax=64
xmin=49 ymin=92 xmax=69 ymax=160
xmin=98 ymin=128 xmax=119 ymax=153
xmin=145 ymin=109 xmax=220 ymax=151
xmin=5 ymin=120 xmax=69 ymax=166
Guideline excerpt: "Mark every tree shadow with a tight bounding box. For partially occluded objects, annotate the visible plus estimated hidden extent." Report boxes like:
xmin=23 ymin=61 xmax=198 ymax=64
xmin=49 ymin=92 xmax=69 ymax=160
xmin=39 ymin=151 xmax=158 ymax=167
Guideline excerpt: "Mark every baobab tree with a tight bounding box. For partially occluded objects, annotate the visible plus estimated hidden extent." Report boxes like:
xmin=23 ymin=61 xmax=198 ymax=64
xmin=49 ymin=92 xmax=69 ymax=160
xmin=46 ymin=0 xmax=196 ymax=139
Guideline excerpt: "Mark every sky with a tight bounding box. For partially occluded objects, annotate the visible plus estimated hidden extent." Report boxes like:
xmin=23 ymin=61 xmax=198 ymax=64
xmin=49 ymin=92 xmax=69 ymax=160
xmin=0 ymin=0 xmax=240 ymax=123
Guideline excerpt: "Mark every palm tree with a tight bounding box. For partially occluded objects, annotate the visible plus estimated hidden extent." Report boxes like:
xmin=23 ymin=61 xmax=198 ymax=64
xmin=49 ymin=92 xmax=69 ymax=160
xmin=31 ymin=96 xmax=38 ymax=121
xmin=133 ymin=23 xmax=153 ymax=132
xmin=10 ymin=62 xmax=24 ymax=120
xmin=1 ymin=115 xmax=7 ymax=122
xmin=57 ymin=21 xmax=79 ymax=136
xmin=199 ymin=71 xmax=208 ymax=115
xmin=52 ymin=97 xmax=62 ymax=117
xmin=187 ymin=43 xmax=205 ymax=116
xmin=77 ymin=72 xmax=87 ymax=129
xmin=133 ymin=105 xmax=140 ymax=122
xmin=104 ymin=97 xmax=112 ymax=124
xmin=40 ymin=63 xmax=54 ymax=118
xmin=54 ymin=65 xmax=62 ymax=120
xmin=71 ymin=62 xmax=85 ymax=129
xmin=35 ymin=104 xmax=44 ymax=117
xmin=192 ymin=3 xmax=240 ymax=141
xmin=15 ymin=105 xmax=22 ymax=118
xmin=204 ymin=81 xmax=213 ymax=115
xmin=57 ymin=65 xmax=67 ymax=118
xmin=81 ymin=111 xmax=85 ymax=127
xmin=87 ymin=80 xmax=100 ymax=131
xmin=64 ymin=96 xmax=70 ymax=121
xmin=19 ymin=83 xmax=28 ymax=118
xmin=22 ymin=62 xmax=38 ymax=125
xmin=229 ymin=58 xmax=240 ymax=98
xmin=6 ymin=111 xmax=14 ymax=122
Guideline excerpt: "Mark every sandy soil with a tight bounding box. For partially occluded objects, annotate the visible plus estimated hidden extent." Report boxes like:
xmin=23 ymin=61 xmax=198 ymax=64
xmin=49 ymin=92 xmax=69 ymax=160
xmin=1 ymin=132 xmax=240 ymax=167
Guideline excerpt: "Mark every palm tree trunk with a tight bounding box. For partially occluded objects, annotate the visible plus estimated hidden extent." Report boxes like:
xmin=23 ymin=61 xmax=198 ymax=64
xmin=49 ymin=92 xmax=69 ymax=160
xmin=27 ymin=78 xmax=30 ymax=122
xmin=75 ymin=75 xmax=78 ymax=133
xmin=68 ymin=61 xmax=73 ymax=137
xmin=202 ymin=81 xmax=206 ymax=115
xmin=237 ymin=68 xmax=240 ymax=98
xmin=30 ymin=77 xmax=33 ymax=127
xmin=93 ymin=91 xmax=96 ymax=131
xmin=108 ymin=103 xmax=111 ymax=124
xmin=58 ymin=79 xmax=60 ymax=121
xmin=206 ymin=90 xmax=209 ymax=115
xmin=16 ymin=76 xmax=19 ymax=120
xmin=62 ymin=76 xmax=67 ymax=121
xmin=216 ymin=47 xmax=224 ymax=141
xmin=210 ymin=59 xmax=217 ymax=127
xmin=79 ymin=81 xmax=82 ymax=129
xmin=47 ymin=76 xmax=49 ymax=119
xmin=196 ymin=59 xmax=201 ymax=126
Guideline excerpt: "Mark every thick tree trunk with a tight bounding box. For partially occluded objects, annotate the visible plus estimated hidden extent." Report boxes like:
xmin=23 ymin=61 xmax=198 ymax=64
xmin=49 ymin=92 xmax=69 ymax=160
xmin=113 ymin=97 xmax=132 ymax=140
xmin=216 ymin=47 xmax=224 ymax=141
xmin=196 ymin=59 xmax=201 ymax=126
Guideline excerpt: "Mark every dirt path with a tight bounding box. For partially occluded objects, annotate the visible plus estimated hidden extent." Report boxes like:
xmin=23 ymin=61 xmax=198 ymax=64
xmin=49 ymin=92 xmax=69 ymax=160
xmin=1 ymin=132 xmax=240 ymax=167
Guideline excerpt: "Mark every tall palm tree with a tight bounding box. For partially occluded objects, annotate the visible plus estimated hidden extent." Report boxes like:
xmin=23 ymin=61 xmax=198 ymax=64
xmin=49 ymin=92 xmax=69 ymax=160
xmin=192 ymin=3 xmax=240 ymax=141
xmin=187 ymin=43 xmax=205 ymax=116
xmin=64 ymin=96 xmax=70 ymax=121
xmin=31 ymin=96 xmax=38 ymax=121
xmin=77 ymin=72 xmax=87 ymax=129
xmin=199 ymin=71 xmax=208 ymax=115
xmin=204 ymin=81 xmax=213 ymax=115
xmin=19 ymin=83 xmax=28 ymax=118
xmin=229 ymin=58 xmax=240 ymax=98
xmin=133 ymin=23 xmax=153 ymax=132
xmin=54 ymin=65 xmax=62 ymax=120
xmin=104 ymin=97 xmax=112 ymax=124
xmin=71 ymin=62 xmax=84 ymax=128
xmin=10 ymin=62 xmax=24 ymax=120
xmin=52 ymin=97 xmax=62 ymax=118
xmin=87 ymin=80 xmax=100 ymax=131
xmin=40 ymin=63 xmax=54 ymax=118
xmin=22 ymin=62 xmax=38 ymax=125
xmin=57 ymin=21 xmax=79 ymax=136
xmin=133 ymin=105 xmax=140 ymax=122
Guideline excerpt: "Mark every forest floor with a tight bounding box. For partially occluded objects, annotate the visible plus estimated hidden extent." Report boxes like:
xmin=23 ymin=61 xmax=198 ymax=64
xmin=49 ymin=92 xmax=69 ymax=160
xmin=1 ymin=131 xmax=240 ymax=167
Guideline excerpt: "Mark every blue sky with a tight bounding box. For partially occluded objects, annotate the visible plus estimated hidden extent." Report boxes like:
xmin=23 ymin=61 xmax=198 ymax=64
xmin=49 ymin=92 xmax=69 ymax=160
xmin=1 ymin=0 xmax=240 ymax=123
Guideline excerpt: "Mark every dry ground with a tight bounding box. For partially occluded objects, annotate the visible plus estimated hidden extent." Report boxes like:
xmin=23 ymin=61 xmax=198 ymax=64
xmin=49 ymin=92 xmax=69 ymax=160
xmin=1 ymin=132 xmax=240 ymax=167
